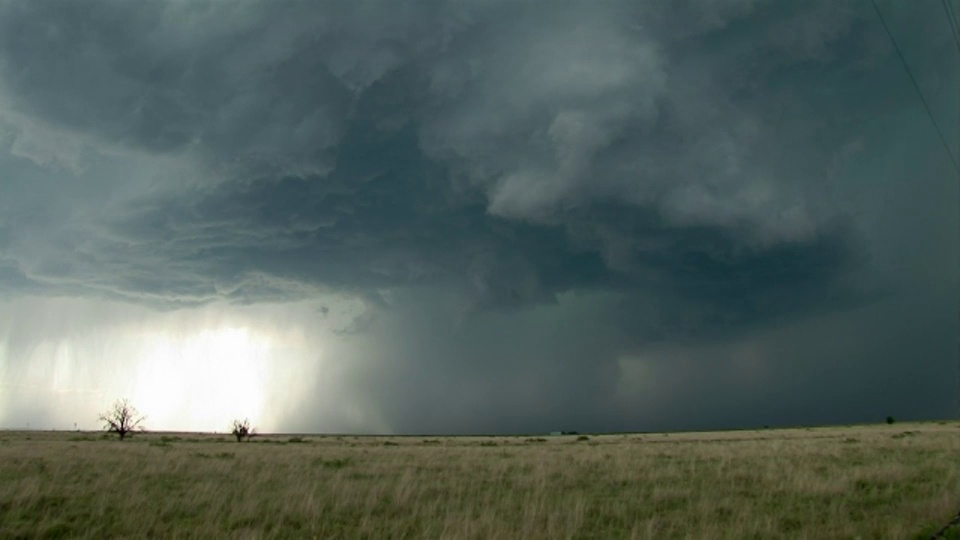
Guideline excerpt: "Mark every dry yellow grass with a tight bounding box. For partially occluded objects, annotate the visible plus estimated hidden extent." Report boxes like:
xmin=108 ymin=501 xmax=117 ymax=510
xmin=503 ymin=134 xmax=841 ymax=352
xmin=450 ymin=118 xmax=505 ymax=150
xmin=0 ymin=422 xmax=957 ymax=538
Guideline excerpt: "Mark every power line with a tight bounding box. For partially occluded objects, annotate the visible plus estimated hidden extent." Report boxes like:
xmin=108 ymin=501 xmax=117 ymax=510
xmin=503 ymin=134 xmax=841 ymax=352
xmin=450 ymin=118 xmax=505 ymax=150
xmin=871 ymin=0 xmax=960 ymax=175
xmin=943 ymin=0 xmax=960 ymax=55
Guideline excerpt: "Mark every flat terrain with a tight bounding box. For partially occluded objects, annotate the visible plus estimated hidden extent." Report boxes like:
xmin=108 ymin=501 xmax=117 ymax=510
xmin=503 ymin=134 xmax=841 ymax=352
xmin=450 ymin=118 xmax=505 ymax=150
xmin=0 ymin=422 xmax=957 ymax=539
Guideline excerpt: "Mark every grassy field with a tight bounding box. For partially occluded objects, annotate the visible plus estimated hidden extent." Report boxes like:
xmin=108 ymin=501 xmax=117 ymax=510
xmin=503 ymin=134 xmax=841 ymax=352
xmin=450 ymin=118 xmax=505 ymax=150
xmin=0 ymin=422 xmax=957 ymax=539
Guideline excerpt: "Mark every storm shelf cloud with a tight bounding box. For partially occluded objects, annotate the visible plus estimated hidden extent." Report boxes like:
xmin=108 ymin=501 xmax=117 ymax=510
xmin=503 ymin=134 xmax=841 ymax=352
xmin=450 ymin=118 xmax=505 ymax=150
xmin=0 ymin=0 xmax=956 ymax=434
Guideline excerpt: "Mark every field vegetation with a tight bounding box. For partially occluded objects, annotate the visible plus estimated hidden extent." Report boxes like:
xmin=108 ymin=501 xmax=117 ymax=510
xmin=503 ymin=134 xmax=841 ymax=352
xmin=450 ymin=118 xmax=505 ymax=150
xmin=0 ymin=422 xmax=957 ymax=538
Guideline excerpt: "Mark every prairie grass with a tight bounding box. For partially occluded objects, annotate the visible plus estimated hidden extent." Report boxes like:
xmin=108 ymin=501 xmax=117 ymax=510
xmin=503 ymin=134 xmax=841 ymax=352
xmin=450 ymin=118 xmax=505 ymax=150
xmin=0 ymin=422 xmax=957 ymax=538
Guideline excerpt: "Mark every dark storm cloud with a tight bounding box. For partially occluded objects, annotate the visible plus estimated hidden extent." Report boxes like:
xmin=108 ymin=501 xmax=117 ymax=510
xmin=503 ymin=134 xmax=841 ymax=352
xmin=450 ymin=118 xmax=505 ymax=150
xmin=99 ymin=122 xmax=614 ymax=308
xmin=0 ymin=0 xmax=359 ymax=175
xmin=0 ymin=0 xmax=877 ymax=307
xmin=0 ymin=0 xmax=955 ymax=432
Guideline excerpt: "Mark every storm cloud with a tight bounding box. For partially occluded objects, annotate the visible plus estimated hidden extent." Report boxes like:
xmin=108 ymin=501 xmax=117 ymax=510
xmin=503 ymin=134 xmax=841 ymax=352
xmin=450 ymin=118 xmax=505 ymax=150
xmin=0 ymin=0 xmax=956 ymax=433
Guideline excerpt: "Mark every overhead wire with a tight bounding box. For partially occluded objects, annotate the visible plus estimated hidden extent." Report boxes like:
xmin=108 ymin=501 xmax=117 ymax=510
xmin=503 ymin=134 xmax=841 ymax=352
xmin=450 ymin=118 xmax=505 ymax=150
xmin=870 ymin=0 xmax=960 ymax=175
xmin=942 ymin=0 xmax=960 ymax=54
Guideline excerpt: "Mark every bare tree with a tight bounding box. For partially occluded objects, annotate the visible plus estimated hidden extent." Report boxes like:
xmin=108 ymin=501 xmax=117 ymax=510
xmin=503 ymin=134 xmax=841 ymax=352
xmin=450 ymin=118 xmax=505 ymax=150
xmin=98 ymin=399 xmax=145 ymax=440
xmin=231 ymin=418 xmax=254 ymax=442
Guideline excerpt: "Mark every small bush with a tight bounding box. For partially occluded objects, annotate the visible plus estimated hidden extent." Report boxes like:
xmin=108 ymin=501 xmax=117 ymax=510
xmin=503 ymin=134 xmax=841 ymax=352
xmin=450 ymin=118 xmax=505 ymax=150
xmin=886 ymin=416 xmax=895 ymax=425
xmin=576 ymin=435 xmax=590 ymax=442
xmin=231 ymin=419 xmax=254 ymax=442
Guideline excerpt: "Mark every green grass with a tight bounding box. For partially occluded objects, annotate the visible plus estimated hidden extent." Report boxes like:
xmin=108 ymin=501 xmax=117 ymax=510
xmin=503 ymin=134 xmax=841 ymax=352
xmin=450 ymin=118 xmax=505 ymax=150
xmin=0 ymin=422 xmax=956 ymax=538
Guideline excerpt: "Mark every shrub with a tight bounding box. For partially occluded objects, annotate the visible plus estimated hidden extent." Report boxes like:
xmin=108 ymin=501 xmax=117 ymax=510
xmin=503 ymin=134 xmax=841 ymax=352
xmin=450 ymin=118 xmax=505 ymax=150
xmin=231 ymin=419 xmax=254 ymax=442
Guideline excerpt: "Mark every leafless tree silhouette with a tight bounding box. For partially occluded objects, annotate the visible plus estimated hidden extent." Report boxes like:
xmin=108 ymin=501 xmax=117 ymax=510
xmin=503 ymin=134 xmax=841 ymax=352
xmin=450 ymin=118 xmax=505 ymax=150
xmin=231 ymin=418 xmax=254 ymax=442
xmin=99 ymin=399 xmax=146 ymax=440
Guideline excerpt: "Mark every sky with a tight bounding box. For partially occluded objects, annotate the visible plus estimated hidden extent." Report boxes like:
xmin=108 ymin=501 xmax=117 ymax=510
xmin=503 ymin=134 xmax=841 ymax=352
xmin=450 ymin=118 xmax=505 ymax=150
xmin=0 ymin=0 xmax=957 ymax=435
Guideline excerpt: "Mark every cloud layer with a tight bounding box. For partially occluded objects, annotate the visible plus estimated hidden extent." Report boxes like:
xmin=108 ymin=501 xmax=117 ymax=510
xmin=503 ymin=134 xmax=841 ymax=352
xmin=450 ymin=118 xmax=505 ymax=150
xmin=0 ymin=0 xmax=956 ymax=433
